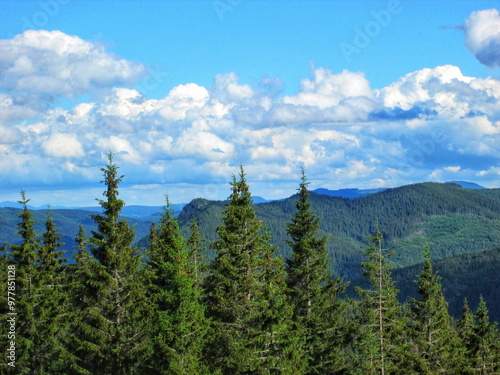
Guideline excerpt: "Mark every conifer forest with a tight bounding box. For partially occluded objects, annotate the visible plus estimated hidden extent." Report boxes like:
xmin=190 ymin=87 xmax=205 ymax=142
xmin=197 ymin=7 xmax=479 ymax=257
xmin=1 ymin=154 xmax=499 ymax=374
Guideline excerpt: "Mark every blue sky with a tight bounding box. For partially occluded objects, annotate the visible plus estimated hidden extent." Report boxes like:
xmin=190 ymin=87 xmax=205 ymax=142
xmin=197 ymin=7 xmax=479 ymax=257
xmin=0 ymin=0 xmax=499 ymax=207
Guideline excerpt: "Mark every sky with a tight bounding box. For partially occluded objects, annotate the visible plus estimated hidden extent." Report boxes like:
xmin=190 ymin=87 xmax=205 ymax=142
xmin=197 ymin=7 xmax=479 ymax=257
xmin=0 ymin=0 xmax=499 ymax=207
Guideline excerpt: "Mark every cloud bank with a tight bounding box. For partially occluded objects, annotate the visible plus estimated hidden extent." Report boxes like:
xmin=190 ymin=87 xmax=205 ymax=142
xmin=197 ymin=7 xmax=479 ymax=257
xmin=0 ymin=30 xmax=146 ymax=123
xmin=0 ymin=29 xmax=499 ymax=205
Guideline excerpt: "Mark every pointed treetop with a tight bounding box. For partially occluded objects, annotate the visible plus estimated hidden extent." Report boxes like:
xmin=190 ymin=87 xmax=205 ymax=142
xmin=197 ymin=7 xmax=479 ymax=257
xmin=300 ymin=165 xmax=307 ymax=183
xmin=228 ymin=164 xmax=253 ymax=206
xmin=160 ymin=193 xmax=176 ymax=220
xmin=422 ymin=244 xmax=431 ymax=261
xmin=18 ymin=189 xmax=30 ymax=209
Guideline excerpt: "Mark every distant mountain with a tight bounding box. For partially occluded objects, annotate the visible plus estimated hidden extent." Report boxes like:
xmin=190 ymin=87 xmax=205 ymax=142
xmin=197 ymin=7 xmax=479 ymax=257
xmin=79 ymin=204 xmax=186 ymax=218
xmin=0 ymin=201 xmax=63 ymax=210
xmin=312 ymin=181 xmax=488 ymax=199
xmin=313 ymin=187 xmax=386 ymax=199
xmin=2 ymin=182 xmax=500 ymax=278
xmin=445 ymin=181 xmax=486 ymax=189
xmin=0 ymin=202 xmax=187 ymax=218
xmin=0 ymin=207 xmax=153 ymax=262
xmin=252 ymin=196 xmax=269 ymax=204
xmin=177 ymin=182 xmax=500 ymax=280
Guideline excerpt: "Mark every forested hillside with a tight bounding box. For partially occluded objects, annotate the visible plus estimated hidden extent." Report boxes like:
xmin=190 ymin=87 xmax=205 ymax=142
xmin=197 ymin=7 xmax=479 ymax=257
xmin=393 ymin=247 xmax=500 ymax=321
xmin=0 ymin=207 xmax=152 ymax=261
xmin=1 ymin=156 xmax=499 ymax=374
xmin=347 ymin=246 xmax=500 ymax=321
xmin=178 ymin=183 xmax=500 ymax=279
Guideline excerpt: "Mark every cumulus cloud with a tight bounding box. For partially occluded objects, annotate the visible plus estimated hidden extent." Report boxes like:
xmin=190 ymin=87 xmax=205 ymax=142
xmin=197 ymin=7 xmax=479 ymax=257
xmin=1 ymin=57 xmax=500 ymax=203
xmin=211 ymin=72 xmax=255 ymax=103
xmin=463 ymin=9 xmax=500 ymax=68
xmin=379 ymin=65 xmax=500 ymax=118
xmin=42 ymin=133 xmax=85 ymax=158
xmin=0 ymin=30 xmax=146 ymax=100
xmin=283 ymin=67 xmax=373 ymax=108
xmin=0 ymin=124 xmax=22 ymax=144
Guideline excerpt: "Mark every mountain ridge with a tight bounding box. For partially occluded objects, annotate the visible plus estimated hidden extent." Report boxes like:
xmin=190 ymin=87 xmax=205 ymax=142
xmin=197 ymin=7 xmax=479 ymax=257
xmin=0 ymin=180 xmax=489 ymax=212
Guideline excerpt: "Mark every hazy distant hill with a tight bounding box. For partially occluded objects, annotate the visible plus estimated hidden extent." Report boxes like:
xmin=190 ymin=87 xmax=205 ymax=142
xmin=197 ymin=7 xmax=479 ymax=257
xmin=312 ymin=181 xmax=486 ymax=200
xmin=0 ymin=207 xmax=152 ymax=262
xmin=445 ymin=181 xmax=486 ymax=189
xmin=0 ymin=202 xmax=186 ymax=218
xmin=313 ymin=187 xmax=386 ymax=199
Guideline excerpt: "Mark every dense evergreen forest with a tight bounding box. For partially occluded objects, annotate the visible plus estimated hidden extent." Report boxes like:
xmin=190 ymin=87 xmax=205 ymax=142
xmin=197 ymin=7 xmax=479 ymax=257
xmin=1 ymin=155 xmax=499 ymax=374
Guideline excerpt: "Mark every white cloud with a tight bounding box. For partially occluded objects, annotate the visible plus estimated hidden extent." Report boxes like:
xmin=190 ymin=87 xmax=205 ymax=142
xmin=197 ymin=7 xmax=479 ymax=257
xmin=0 ymin=93 xmax=40 ymax=123
xmin=380 ymin=65 xmax=471 ymax=112
xmin=333 ymin=160 xmax=376 ymax=180
xmin=283 ymin=68 xmax=373 ymax=109
xmin=379 ymin=65 xmax=500 ymax=120
xmin=42 ymin=133 xmax=85 ymax=158
xmin=97 ymin=136 xmax=141 ymax=163
xmin=211 ymin=72 xmax=255 ymax=103
xmin=463 ymin=9 xmax=500 ymax=68
xmin=175 ymin=129 xmax=234 ymax=161
xmin=0 ymin=30 xmax=146 ymax=97
xmin=0 ymin=124 xmax=22 ymax=144
xmin=1 ymin=54 xmax=500 ymax=203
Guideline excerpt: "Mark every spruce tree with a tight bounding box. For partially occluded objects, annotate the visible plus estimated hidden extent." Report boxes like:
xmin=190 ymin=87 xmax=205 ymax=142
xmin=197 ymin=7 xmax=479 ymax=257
xmin=71 ymin=224 xmax=93 ymax=312
xmin=204 ymin=166 xmax=306 ymax=374
xmin=285 ymin=168 xmax=348 ymax=374
xmin=457 ymin=298 xmax=476 ymax=374
xmin=6 ymin=191 xmax=38 ymax=373
xmin=472 ymin=296 xmax=500 ymax=374
xmin=410 ymin=246 xmax=464 ymax=374
xmin=31 ymin=211 xmax=76 ymax=373
xmin=354 ymin=226 xmax=413 ymax=375
xmin=187 ymin=219 xmax=207 ymax=285
xmin=73 ymin=224 xmax=91 ymax=273
xmin=73 ymin=153 xmax=151 ymax=374
xmin=147 ymin=196 xmax=209 ymax=375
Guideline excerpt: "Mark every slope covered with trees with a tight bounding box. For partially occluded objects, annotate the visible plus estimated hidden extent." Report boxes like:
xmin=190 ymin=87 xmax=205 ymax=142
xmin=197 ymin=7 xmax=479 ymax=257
xmin=178 ymin=183 xmax=500 ymax=279
xmin=1 ymin=157 xmax=499 ymax=374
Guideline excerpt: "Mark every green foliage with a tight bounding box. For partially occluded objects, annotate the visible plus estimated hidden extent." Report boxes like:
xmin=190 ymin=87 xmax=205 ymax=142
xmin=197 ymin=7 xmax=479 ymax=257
xmin=30 ymin=212 xmax=77 ymax=373
xmin=409 ymin=247 xmax=464 ymax=374
xmin=204 ymin=166 xmax=306 ymax=374
xmin=472 ymin=297 xmax=500 ymax=374
xmin=179 ymin=182 xmax=500 ymax=281
xmin=187 ymin=218 xmax=208 ymax=285
xmin=1 ymin=161 xmax=499 ymax=374
xmin=389 ymin=213 xmax=500 ymax=267
xmin=391 ymin=247 xmax=500 ymax=322
xmin=457 ymin=298 xmax=476 ymax=374
xmin=72 ymin=153 xmax=152 ymax=374
xmin=353 ymin=227 xmax=413 ymax=375
xmin=5 ymin=191 xmax=38 ymax=373
xmin=0 ymin=207 xmax=152 ymax=263
xmin=147 ymin=196 xmax=209 ymax=375
xmin=285 ymin=169 xmax=349 ymax=374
